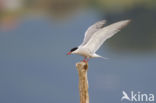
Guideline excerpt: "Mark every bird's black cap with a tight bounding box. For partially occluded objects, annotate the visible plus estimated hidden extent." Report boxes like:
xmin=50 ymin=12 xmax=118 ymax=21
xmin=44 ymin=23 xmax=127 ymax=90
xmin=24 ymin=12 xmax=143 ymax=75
xmin=70 ymin=47 xmax=78 ymax=52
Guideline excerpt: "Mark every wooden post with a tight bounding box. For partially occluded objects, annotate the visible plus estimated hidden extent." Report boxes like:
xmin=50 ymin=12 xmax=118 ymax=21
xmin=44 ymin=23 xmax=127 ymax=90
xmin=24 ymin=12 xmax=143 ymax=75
xmin=76 ymin=61 xmax=89 ymax=103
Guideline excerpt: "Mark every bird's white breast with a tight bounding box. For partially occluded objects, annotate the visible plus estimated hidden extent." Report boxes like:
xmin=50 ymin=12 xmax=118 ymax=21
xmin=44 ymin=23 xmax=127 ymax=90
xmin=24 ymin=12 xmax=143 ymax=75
xmin=75 ymin=47 xmax=92 ymax=58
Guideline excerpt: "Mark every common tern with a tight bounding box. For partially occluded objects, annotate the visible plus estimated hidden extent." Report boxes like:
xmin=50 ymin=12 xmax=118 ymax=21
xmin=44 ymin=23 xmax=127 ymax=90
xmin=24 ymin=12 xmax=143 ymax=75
xmin=67 ymin=20 xmax=130 ymax=62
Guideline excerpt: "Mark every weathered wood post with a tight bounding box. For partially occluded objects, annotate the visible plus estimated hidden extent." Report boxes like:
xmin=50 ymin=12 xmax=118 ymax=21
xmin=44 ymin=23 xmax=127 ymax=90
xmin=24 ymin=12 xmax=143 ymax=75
xmin=76 ymin=61 xmax=89 ymax=103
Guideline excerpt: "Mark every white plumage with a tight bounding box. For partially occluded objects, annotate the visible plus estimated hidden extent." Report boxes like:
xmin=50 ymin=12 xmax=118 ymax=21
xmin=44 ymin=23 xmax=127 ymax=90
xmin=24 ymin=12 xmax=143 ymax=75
xmin=67 ymin=19 xmax=130 ymax=62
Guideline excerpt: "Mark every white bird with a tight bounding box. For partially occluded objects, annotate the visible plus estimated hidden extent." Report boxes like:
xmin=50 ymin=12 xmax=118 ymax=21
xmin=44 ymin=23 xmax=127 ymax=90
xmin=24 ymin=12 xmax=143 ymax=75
xmin=121 ymin=91 xmax=131 ymax=101
xmin=67 ymin=19 xmax=130 ymax=62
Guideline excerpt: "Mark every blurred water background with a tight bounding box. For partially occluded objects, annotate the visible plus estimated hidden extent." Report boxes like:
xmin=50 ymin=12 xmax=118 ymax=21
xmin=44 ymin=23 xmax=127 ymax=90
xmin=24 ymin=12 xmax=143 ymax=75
xmin=0 ymin=0 xmax=156 ymax=103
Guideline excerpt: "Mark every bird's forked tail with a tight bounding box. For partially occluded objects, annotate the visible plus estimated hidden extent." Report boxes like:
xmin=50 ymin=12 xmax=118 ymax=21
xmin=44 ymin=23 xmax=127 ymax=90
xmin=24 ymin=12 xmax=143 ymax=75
xmin=93 ymin=53 xmax=109 ymax=60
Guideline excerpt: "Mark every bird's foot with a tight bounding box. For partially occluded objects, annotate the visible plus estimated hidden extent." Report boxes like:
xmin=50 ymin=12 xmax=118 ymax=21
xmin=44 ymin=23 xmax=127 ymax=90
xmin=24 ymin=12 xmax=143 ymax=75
xmin=80 ymin=59 xmax=86 ymax=63
xmin=83 ymin=59 xmax=87 ymax=63
xmin=81 ymin=59 xmax=88 ymax=63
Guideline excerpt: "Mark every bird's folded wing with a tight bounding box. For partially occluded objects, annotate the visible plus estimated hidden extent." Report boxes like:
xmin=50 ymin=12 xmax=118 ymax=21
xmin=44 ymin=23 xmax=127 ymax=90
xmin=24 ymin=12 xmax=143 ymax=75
xmin=80 ymin=20 xmax=106 ymax=46
xmin=83 ymin=20 xmax=131 ymax=53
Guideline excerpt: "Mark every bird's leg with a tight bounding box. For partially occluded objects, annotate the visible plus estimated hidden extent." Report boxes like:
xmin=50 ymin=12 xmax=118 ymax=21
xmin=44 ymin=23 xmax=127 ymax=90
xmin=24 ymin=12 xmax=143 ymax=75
xmin=82 ymin=57 xmax=87 ymax=62
xmin=86 ymin=58 xmax=90 ymax=62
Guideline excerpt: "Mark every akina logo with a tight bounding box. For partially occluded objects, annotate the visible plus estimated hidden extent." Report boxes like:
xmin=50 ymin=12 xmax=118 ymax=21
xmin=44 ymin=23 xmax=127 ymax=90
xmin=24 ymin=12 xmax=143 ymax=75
xmin=121 ymin=91 xmax=154 ymax=102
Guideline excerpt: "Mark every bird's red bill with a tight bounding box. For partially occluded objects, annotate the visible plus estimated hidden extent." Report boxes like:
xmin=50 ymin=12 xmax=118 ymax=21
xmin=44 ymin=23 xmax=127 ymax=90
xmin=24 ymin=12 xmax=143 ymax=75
xmin=67 ymin=52 xmax=71 ymax=55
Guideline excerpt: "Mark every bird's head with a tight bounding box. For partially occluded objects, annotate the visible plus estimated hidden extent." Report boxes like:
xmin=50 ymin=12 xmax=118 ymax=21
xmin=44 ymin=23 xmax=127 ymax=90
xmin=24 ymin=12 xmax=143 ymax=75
xmin=67 ymin=47 xmax=78 ymax=55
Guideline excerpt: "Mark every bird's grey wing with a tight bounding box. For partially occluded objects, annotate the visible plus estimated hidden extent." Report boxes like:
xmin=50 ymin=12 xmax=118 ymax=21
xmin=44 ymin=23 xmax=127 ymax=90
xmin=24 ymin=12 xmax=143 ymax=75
xmin=79 ymin=20 xmax=106 ymax=47
xmin=84 ymin=20 xmax=130 ymax=53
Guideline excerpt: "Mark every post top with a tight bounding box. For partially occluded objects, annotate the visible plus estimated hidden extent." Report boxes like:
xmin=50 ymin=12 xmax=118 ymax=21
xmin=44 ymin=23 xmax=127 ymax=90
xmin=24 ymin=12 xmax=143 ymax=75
xmin=76 ymin=61 xmax=88 ymax=71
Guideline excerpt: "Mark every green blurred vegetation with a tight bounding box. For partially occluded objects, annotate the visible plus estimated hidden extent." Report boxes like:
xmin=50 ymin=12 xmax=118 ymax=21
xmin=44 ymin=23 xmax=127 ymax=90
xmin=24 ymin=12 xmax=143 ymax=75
xmin=0 ymin=0 xmax=156 ymax=51
xmin=0 ymin=0 xmax=156 ymax=18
